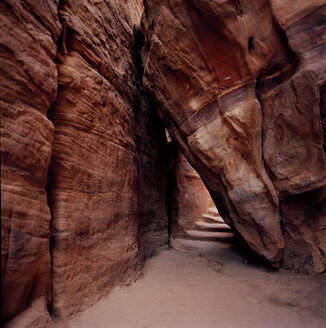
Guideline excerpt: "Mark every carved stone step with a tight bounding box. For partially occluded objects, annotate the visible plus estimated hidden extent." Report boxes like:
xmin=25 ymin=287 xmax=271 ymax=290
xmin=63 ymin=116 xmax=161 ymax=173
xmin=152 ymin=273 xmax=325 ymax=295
xmin=195 ymin=221 xmax=231 ymax=232
xmin=185 ymin=230 xmax=235 ymax=242
xmin=202 ymin=214 xmax=225 ymax=224
xmin=208 ymin=207 xmax=219 ymax=215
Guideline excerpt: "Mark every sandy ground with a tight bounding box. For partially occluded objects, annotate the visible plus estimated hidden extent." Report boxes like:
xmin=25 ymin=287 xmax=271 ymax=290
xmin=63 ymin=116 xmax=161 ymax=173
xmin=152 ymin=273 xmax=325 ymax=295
xmin=58 ymin=240 xmax=325 ymax=328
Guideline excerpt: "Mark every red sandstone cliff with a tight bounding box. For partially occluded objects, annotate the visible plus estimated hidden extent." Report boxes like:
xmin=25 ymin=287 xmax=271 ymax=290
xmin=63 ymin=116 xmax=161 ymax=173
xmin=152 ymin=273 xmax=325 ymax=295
xmin=1 ymin=1 xmax=61 ymax=324
xmin=1 ymin=0 xmax=325 ymax=327
xmin=141 ymin=0 xmax=326 ymax=273
xmin=169 ymin=149 xmax=215 ymax=238
xmin=1 ymin=0 xmax=168 ymax=326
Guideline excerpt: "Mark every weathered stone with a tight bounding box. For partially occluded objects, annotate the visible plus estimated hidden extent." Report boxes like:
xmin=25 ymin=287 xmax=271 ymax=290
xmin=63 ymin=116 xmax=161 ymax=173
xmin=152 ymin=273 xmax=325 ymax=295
xmin=169 ymin=150 xmax=214 ymax=238
xmin=258 ymin=65 xmax=326 ymax=274
xmin=47 ymin=0 xmax=168 ymax=319
xmin=1 ymin=1 xmax=326 ymax=326
xmin=259 ymin=70 xmax=325 ymax=196
xmin=1 ymin=0 xmax=168 ymax=324
xmin=141 ymin=0 xmax=326 ymax=272
xmin=48 ymin=51 xmax=142 ymax=318
xmin=135 ymin=91 xmax=169 ymax=261
xmin=0 ymin=0 xmax=61 ymax=324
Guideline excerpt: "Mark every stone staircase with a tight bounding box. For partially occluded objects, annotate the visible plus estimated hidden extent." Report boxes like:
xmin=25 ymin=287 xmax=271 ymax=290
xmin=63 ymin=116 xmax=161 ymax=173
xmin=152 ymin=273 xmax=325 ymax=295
xmin=184 ymin=207 xmax=234 ymax=243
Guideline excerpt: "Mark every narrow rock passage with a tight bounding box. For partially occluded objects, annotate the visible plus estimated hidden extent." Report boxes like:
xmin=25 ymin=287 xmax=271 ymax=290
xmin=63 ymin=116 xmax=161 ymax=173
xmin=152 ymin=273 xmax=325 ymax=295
xmin=183 ymin=207 xmax=235 ymax=242
xmin=61 ymin=244 xmax=325 ymax=328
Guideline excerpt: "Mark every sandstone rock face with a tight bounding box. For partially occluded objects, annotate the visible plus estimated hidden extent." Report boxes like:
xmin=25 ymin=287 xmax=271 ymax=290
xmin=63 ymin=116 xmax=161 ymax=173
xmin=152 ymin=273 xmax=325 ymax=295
xmin=48 ymin=0 xmax=168 ymax=319
xmin=169 ymin=150 xmax=214 ymax=238
xmin=1 ymin=0 xmax=326 ymax=325
xmin=0 ymin=0 xmax=61 ymax=323
xmin=135 ymin=91 xmax=169 ymax=261
xmin=141 ymin=0 xmax=326 ymax=272
xmin=49 ymin=52 xmax=142 ymax=318
xmin=1 ymin=0 xmax=168 ymax=325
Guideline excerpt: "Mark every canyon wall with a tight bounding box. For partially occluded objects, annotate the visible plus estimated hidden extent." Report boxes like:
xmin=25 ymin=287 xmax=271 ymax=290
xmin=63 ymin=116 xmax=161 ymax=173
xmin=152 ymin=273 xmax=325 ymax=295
xmin=169 ymin=149 xmax=214 ymax=238
xmin=48 ymin=0 xmax=143 ymax=319
xmin=1 ymin=0 xmax=326 ymax=326
xmin=1 ymin=0 xmax=168 ymax=326
xmin=1 ymin=0 xmax=61 ymax=324
xmin=141 ymin=0 xmax=326 ymax=273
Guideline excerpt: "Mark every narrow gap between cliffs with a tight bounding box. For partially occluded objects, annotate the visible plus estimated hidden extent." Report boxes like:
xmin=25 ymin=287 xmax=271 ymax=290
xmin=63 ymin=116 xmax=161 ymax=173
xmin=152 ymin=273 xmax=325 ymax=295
xmin=44 ymin=0 xmax=66 ymax=319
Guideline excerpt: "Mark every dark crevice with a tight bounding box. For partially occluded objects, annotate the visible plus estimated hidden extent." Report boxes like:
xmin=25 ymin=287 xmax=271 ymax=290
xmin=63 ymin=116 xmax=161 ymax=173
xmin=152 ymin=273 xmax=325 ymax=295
xmin=319 ymin=83 xmax=326 ymax=154
xmin=132 ymin=24 xmax=170 ymax=260
xmin=248 ymin=36 xmax=254 ymax=50
xmin=55 ymin=0 xmax=71 ymax=56
xmin=133 ymin=25 xmax=145 ymax=79
xmin=56 ymin=22 xmax=74 ymax=56
xmin=235 ymin=0 xmax=243 ymax=16
xmin=165 ymin=141 xmax=179 ymax=247
xmin=45 ymin=0 xmax=66 ymax=319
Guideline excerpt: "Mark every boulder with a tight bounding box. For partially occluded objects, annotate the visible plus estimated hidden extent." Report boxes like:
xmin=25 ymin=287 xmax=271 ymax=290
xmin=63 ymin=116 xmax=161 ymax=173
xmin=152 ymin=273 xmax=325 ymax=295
xmin=141 ymin=0 xmax=326 ymax=272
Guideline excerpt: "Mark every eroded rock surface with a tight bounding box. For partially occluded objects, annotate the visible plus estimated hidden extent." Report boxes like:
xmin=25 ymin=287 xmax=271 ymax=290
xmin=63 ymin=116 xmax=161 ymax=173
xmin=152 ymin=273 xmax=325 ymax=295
xmin=141 ymin=0 xmax=326 ymax=272
xmin=48 ymin=0 xmax=168 ymax=319
xmin=1 ymin=0 xmax=168 ymax=325
xmin=0 ymin=0 xmax=61 ymax=323
xmin=1 ymin=0 xmax=325 ymax=326
xmin=169 ymin=150 xmax=214 ymax=238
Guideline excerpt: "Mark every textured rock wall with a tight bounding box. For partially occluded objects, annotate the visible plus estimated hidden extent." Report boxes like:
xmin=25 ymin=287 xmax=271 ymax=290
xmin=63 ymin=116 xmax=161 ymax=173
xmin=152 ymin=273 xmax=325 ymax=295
xmin=1 ymin=1 xmax=325 ymax=326
xmin=48 ymin=0 xmax=168 ymax=319
xmin=0 ymin=0 xmax=61 ymax=324
xmin=141 ymin=0 xmax=326 ymax=273
xmin=48 ymin=0 xmax=142 ymax=318
xmin=170 ymin=150 xmax=214 ymax=238
xmin=1 ymin=0 xmax=168 ymax=325
xmin=135 ymin=91 xmax=169 ymax=261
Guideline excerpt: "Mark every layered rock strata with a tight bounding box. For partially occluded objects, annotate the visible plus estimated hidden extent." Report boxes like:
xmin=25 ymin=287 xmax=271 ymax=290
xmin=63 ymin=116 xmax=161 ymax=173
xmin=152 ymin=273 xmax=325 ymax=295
xmin=1 ymin=0 xmax=168 ymax=325
xmin=169 ymin=150 xmax=214 ymax=238
xmin=141 ymin=0 xmax=326 ymax=272
xmin=0 ymin=0 xmax=61 ymax=324
xmin=48 ymin=0 xmax=168 ymax=319
xmin=1 ymin=0 xmax=326 ymax=326
xmin=48 ymin=0 xmax=141 ymax=318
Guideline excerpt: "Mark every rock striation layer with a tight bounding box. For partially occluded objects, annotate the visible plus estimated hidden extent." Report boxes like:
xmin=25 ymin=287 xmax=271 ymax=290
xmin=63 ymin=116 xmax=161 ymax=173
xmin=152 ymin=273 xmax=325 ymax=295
xmin=141 ymin=0 xmax=326 ymax=273
xmin=48 ymin=0 xmax=168 ymax=319
xmin=1 ymin=0 xmax=168 ymax=325
xmin=0 ymin=0 xmax=61 ymax=324
xmin=169 ymin=150 xmax=214 ymax=238
xmin=1 ymin=0 xmax=326 ymax=326
xmin=48 ymin=0 xmax=142 ymax=318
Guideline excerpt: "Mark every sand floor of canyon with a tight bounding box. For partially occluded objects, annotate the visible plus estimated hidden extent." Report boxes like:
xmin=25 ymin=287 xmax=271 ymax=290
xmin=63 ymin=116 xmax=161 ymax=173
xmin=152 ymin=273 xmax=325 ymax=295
xmin=60 ymin=241 xmax=325 ymax=328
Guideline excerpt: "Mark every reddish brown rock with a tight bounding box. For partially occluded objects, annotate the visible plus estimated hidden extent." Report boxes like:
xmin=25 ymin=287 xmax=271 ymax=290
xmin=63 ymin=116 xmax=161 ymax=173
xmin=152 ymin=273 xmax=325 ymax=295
xmin=258 ymin=3 xmax=326 ymax=273
xmin=141 ymin=0 xmax=326 ymax=272
xmin=0 ymin=0 xmax=61 ymax=324
xmin=48 ymin=52 xmax=141 ymax=318
xmin=169 ymin=150 xmax=214 ymax=238
xmin=47 ymin=0 xmax=168 ymax=319
xmin=141 ymin=0 xmax=286 ymax=265
xmin=257 ymin=50 xmax=326 ymax=274
xmin=135 ymin=92 xmax=169 ymax=261
xmin=1 ymin=1 xmax=325 ymax=326
xmin=1 ymin=0 xmax=168 ymax=324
